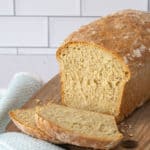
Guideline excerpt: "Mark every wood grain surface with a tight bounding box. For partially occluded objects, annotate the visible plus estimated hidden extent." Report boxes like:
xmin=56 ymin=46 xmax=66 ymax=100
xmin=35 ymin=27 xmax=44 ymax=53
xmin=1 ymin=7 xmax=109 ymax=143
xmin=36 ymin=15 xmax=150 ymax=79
xmin=6 ymin=74 xmax=150 ymax=150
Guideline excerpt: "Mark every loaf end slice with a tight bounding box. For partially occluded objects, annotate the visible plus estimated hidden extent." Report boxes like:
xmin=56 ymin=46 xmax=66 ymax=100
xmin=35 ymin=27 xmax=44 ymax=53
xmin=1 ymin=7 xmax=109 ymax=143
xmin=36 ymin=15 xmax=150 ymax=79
xmin=35 ymin=103 xmax=123 ymax=149
xmin=9 ymin=108 xmax=61 ymax=144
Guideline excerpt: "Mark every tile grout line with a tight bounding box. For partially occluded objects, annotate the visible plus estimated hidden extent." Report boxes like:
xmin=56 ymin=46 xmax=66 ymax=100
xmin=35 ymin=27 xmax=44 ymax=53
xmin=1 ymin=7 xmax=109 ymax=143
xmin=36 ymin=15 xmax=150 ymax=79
xmin=0 ymin=46 xmax=56 ymax=48
xmin=48 ymin=17 xmax=50 ymax=47
xmin=0 ymin=54 xmax=18 ymax=55
xmin=17 ymin=54 xmax=56 ymax=56
xmin=16 ymin=47 xmax=18 ymax=55
xmin=80 ymin=0 xmax=82 ymax=16
xmin=0 ymin=15 xmax=99 ymax=18
xmin=12 ymin=47 xmax=57 ymax=55
xmin=13 ymin=0 xmax=16 ymax=16
xmin=14 ymin=48 xmax=57 ymax=55
xmin=0 ymin=53 xmax=55 ymax=56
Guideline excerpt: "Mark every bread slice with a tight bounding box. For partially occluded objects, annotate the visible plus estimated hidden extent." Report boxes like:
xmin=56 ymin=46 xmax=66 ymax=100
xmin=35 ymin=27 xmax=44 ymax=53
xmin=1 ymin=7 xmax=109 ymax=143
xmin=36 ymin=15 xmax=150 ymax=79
xmin=9 ymin=108 xmax=61 ymax=144
xmin=56 ymin=9 xmax=150 ymax=122
xmin=35 ymin=103 xmax=123 ymax=149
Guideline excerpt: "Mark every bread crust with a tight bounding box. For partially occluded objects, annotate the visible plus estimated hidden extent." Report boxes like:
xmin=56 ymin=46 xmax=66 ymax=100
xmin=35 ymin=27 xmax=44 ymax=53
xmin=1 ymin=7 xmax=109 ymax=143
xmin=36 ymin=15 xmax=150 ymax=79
xmin=35 ymin=113 xmax=123 ymax=150
xmin=9 ymin=111 xmax=61 ymax=144
xmin=56 ymin=10 xmax=150 ymax=122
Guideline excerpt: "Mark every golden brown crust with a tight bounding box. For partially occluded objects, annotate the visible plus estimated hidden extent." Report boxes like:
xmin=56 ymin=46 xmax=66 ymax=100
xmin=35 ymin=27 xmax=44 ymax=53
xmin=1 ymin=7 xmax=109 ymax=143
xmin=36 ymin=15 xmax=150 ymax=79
xmin=59 ymin=71 xmax=65 ymax=107
xmin=57 ymin=10 xmax=150 ymax=75
xmin=36 ymin=113 xmax=123 ymax=150
xmin=56 ymin=9 xmax=150 ymax=122
xmin=117 ymin=59 xmax=150 ymax=121
xmin=35 ymin=112 xmax=63 ymax=144
xmin=9 ymin=111 xmax=61 ymax=144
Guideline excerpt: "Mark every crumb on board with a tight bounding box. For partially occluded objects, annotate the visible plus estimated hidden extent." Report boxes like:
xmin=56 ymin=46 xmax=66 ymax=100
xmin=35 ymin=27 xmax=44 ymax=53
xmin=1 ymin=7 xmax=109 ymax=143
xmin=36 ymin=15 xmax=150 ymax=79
xmin=119 ymin=122 xmax=134 ymax=137
xmin=34 ymin=99 xmax=41 ymax=104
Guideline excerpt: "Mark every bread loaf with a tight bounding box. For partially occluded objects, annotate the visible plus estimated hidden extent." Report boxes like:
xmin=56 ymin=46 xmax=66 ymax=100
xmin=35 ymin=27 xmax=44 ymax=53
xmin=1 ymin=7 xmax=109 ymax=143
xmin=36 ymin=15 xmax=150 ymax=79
xmin=35 ymin=103 xmax=123 ymax=149
xmin=56 ymin=9 xmax=150 ymax=122
xmin=9 ymin=108 xmax=61 ymax=143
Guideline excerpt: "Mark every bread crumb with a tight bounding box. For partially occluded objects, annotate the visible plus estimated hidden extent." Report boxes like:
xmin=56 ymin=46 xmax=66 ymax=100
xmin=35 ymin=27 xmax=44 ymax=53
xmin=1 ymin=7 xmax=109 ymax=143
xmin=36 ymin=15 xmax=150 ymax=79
xmin=123 ymin=56 xmax=128 ymax=64
xmin=35 ymin=99 xmax=41 ymax=104
xmin=138 ymin=63 xmax=144 ymax=67
xmin=128 ymin=125 xmax=132 ymax=129
xmin=119 ymin=123 xmax=133 ymax=137
xmin=120 ymin=128 xmax=125 ymax=133
xmin=120 ymin=122 xmax=125 ymax=126
xmin=129 ymin=133 xmax=133 ymax=137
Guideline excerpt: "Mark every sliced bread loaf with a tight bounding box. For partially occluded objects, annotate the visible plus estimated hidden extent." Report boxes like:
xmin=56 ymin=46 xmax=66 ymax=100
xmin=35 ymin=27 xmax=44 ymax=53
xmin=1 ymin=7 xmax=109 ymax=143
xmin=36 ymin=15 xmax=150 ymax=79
xmin=35 ymin=103 xmax=123 ymax=149
xmin=9 ymin=108 xmax=61 ymax=144
xmin=56 ymin=9 xmax=150 ymax=122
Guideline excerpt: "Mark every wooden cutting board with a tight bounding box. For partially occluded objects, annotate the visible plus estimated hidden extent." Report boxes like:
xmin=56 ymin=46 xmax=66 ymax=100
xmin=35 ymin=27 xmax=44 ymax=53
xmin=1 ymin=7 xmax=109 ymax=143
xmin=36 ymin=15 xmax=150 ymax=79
xmin=6 ymin=74 xmax=150 ymax=150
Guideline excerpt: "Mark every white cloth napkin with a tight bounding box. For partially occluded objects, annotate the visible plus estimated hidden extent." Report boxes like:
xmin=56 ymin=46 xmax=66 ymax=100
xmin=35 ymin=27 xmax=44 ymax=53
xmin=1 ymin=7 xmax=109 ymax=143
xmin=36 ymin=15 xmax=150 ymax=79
xmin=0 ymin=132 xmax=64 ymax=150
xmin=0 ymin=72 xmax=65 ymax=150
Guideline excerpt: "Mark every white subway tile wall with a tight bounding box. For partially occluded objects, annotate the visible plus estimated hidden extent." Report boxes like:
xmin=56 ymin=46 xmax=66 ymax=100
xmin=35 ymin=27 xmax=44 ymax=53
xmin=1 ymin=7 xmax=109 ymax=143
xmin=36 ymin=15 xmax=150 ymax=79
xmin=18 ymin=48 xmax=56 ymax=55
xmin=0 ymin=17 xmax=48 ymax=47
xmin=0 ymin=0 xmax=14 ymax=15
xmin=82 ymin=0 xmax=148 ymax=16
xmin=0 ymin=0 xmax=149 ymax=87
xmin=49 ymin=17 xmax=98 ymax=47
xmin=15 ymin=0 xmax=80 ymax=16
xmin=0 ymin=48 xmax=17 ymax=54
xmin=0 ymin=55 xmax=58 ymax=87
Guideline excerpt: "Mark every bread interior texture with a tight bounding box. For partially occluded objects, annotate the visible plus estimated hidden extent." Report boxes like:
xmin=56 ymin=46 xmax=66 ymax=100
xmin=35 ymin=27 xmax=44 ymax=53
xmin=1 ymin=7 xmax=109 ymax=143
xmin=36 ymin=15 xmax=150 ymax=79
xmin=12 ymin=109 xmax=36 ymax=127
xmin=39 ymin=103 xmax=120 ymax=138
xmin=58 ymin=43 xmax=129 ymax=116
